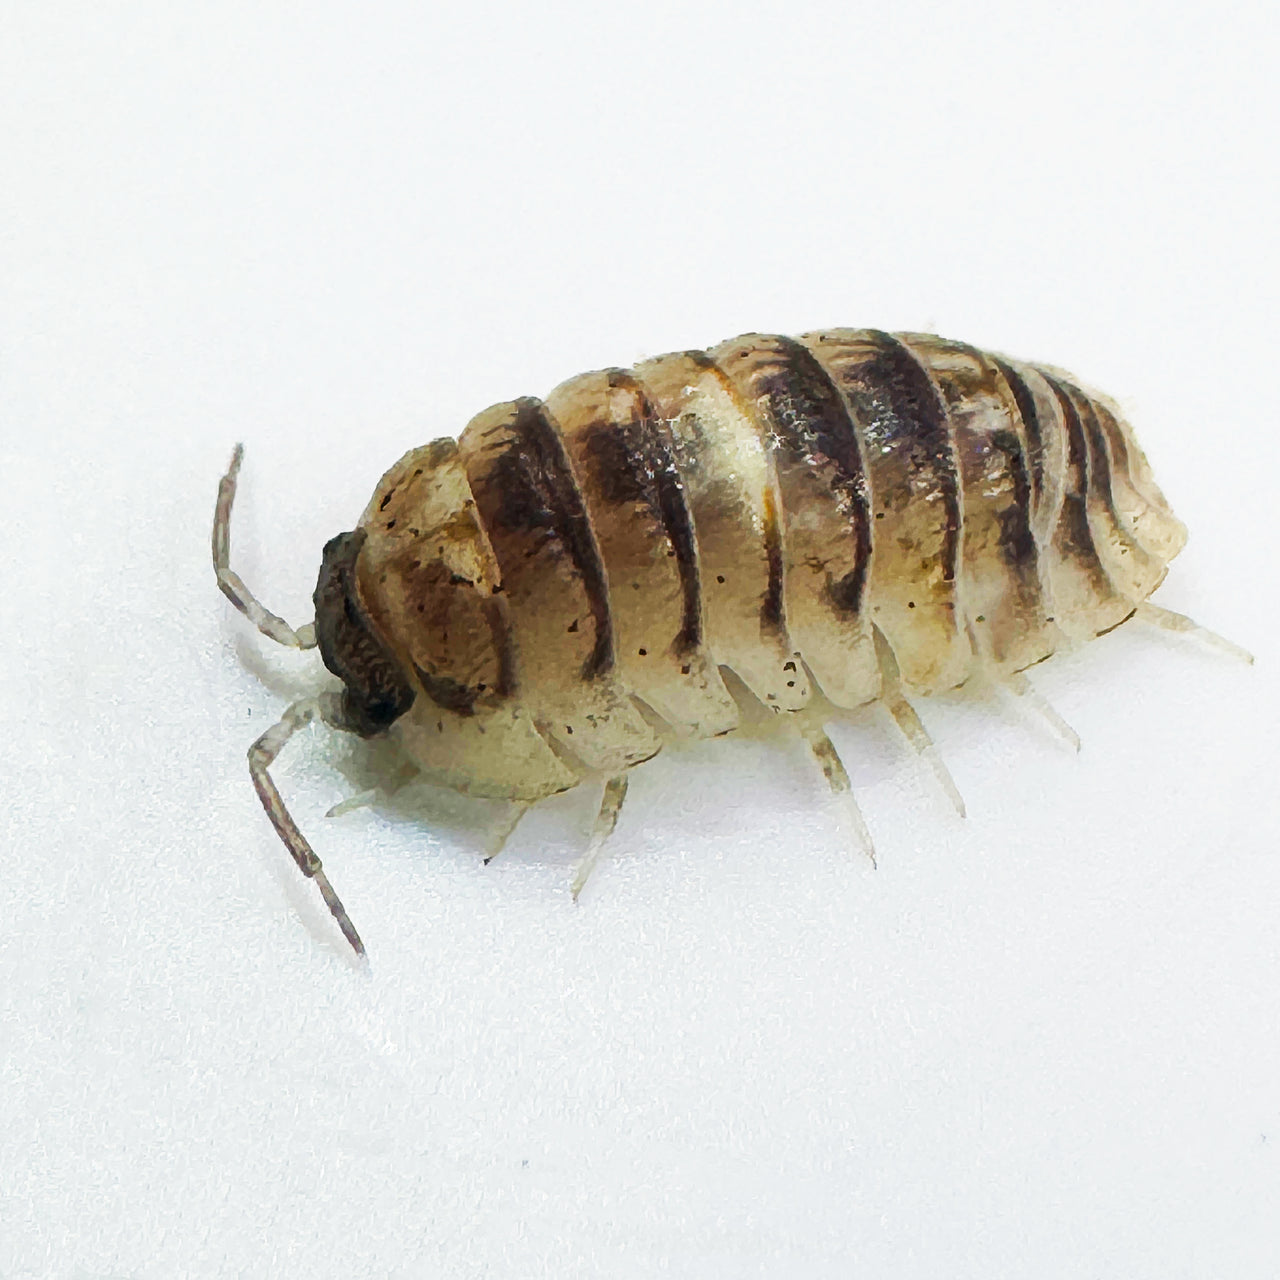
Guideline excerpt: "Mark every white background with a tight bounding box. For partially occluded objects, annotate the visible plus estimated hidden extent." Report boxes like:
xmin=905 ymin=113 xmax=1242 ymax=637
xmin=3 ymin=2 xmax=1278 ymax=1276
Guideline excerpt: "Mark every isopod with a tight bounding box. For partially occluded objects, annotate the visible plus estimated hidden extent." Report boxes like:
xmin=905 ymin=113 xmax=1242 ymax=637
xmin=213 ymin=328 xmax=1247 ymax=955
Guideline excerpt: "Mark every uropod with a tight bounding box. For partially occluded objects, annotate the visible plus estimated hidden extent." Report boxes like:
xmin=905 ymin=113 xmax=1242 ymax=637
xmin=213 ymin=328 xmax=1248 ymax=955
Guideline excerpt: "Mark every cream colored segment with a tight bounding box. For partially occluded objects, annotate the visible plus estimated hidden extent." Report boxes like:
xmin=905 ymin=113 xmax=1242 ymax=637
xmin=458 ymin=399 xmax=660 ymax=774
xmin=1062 ymin=386 xmax=1167 ymax=605
xmin=357 ymin=439 xmax=501 ymax=688
xmin=999 ymin=361 xmax=1073 ymax=650
xmin=355 ymin=438 xmax=582 ymax=801
xmin=1083 ymin=487 xmax=1166 ymax=604
xmin=1028 ymin=367 xmax=1186 ymax=569
xmin=395 ymin=699 xmax=581 ymax=801
xmin=1042 ymin=519 xmax=1133 ymax=641
xmin=710 ymin=334 xmax=880 ymax=711
xmin=900 ymin=335 xmax=1052 ymax=674
xmin=1116 ymin=416 xmax=1180 ymax=520
xmin=543 ymin=370 xmax=737 ymax=738
xmin=1034 ymin=369 xmax=1175 ymax=522
xmin=1090 ymin=400 xmax=1188 ymax=564
xmin=773 ymin=474 xmax=881 ymax=710
xmin=1027 ymin=385 xmax=1134 ymax=642
xmin=801 ymin=329 xmax=971 ymax=694
xmin=359 ymin=438 xmax=462 ymax=528
xmin=635 ymin=352 xmax=811 ymax=714
xmin=1002 ymin=362 xmax=1069 ymax=558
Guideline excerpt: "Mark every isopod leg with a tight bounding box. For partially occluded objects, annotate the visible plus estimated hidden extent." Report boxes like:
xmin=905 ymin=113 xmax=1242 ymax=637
xmin=800 ymin=724 xmax=877 ymax=868
xmin=484 ymin=803 xmax=531 ymax=865
xmin=873 ymin=628 xmax=967 ymax=818
xmin=326 ymin=788 xmax=379 ymax=819
xmin=325 ymin=761 xmax=420 ymax=819
xmin=248 ymin=693 xmax=366 ymax=957
xmin=570 ymin=775 xmax=630 ymax=902
xmin=214 ymin=443 xmax=318 ymax=650
xmin=1135 ymin=602 xmax=1255 ymax=664
xmin=1002 ymin=670 xmax=1082 ymax=752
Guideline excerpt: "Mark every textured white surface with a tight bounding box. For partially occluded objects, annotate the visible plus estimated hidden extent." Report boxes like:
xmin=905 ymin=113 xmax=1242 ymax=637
xmin=3 ymin=2 xmax=1278 ymax=1277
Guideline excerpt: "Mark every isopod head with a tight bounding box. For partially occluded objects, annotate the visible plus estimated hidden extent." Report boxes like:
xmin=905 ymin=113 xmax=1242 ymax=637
xmin=311 ymin=528 xmax=416 ymax=739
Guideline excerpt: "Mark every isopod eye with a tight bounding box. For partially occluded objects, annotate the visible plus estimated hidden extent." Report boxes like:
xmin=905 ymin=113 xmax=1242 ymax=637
xmin=313 ymin=529 xmax=416 ymax=737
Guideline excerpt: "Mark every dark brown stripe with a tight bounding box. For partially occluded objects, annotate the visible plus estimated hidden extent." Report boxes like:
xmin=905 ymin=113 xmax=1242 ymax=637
xmin=1063 ymin=380 xmax=1158 ymax=579
xmin=999 ymin=422 xmax=1037 ymax=571
xmin=1071 ymin=388 xmax=1124 ymax=531
xmin=410 ymin=662 xmax=478 ymax=715
xmin=482 ymin=595 xmax=517 ymax=699
xmin=482 ymin=397 xmax=614 ymax=680
xmin=946 ymin=343 xmax=1037 ymax=576
xmin=1091 ymin=401 xmax=1139 ymax=492
xmin=990 ymin=357 xmax=1045 ymax=515
xmin=860 ymin=331 xmax=962 ymax=586
xmin=1038 ymin=372 xmax=1113 ymax=606
xmin=750 ymin=336 xmax=873 ymax=616
xmin=605 ymin=369 xmax=703 ymax=653
xmin=692 ymin=347 xmax=788 ymax=640
xmin=761 ymin=484 xmax=785 ymax=632
xmin=1091 ymin=399 xmax=1173 ymax=550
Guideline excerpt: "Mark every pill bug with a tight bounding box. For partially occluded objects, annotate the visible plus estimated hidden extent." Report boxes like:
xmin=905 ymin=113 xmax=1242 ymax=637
xmin=214 ymin=327 xmax=1246 ymax=956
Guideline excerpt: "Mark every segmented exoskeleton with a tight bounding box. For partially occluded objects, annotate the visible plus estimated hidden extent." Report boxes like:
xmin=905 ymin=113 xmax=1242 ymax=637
xmin=214 ymin=328 xmax=1239 ymax=956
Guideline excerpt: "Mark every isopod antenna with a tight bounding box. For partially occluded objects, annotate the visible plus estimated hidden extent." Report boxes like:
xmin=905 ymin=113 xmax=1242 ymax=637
xmin=213 ymin=444 xmax=318 ymax=650
xmin=214 ymin=445 xmax=365 ymax=957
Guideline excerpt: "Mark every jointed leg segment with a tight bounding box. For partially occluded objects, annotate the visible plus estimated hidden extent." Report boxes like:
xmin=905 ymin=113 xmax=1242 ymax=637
xmin=484 ymin=803 xmax=532 ymax=865
xmin=325 ymin=762 xmax=421 ymax=819
xmin=248 ymin=692 xmax=366 ymax=957
xmin=1136 ymin=602 xmax=1255 ymax=664
xmin=872 ymin=627 xmax=967 ymax=817
xmin=570 ymin=775 xmax=630 ymax=901
xmin=800 ymin=723 xmax=878 ymax=867
xmin=1002 ymin=669 xmax=1082 ymax=752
